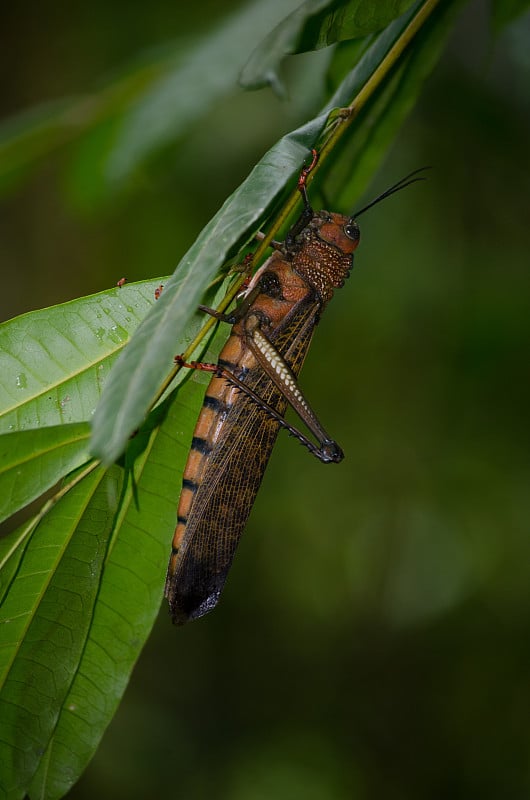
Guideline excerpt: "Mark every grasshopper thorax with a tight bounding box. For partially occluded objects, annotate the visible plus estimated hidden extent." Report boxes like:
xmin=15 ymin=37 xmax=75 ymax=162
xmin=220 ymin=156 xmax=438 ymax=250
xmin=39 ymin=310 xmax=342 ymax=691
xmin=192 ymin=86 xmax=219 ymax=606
xmin=290 ymin=210 xmax=360 ymax=304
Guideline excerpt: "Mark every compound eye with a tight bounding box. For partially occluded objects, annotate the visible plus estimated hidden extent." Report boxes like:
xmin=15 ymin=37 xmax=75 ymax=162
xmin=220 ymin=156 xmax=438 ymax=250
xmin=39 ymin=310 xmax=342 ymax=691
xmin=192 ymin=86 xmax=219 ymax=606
xmin=344 ymin=220 xmax=360 ymax=241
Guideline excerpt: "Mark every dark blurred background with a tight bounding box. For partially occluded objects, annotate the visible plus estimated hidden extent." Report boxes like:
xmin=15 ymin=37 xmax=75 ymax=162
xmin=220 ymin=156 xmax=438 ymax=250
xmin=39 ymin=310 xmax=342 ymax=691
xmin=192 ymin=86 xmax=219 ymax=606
xmin=1 ymin=1 xmax=529 ymax=798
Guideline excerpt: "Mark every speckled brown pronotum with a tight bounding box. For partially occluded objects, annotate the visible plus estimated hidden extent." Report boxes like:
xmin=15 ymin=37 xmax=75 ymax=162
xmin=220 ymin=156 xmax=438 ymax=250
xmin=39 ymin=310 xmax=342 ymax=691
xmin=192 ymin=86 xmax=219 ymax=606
xmin=165 ymin=151 xmax=427 ymax=624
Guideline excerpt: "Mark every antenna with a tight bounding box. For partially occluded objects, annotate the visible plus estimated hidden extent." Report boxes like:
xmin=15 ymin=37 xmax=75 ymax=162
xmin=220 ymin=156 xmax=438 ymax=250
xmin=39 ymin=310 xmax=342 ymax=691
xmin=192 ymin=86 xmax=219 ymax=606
xmin=353 ymin=167 xmax=431 ymax=218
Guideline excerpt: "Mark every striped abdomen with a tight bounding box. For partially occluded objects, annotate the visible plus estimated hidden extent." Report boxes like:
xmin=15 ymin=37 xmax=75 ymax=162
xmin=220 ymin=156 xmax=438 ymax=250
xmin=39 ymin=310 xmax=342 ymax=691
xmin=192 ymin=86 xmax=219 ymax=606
xmin=165 ymin=267 xmax=320 ymax=623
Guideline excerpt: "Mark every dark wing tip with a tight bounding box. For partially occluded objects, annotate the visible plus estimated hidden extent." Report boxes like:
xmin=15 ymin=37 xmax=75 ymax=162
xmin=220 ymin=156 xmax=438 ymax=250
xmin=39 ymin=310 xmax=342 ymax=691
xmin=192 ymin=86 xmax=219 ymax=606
xmin=168 ymin=586 xmax=223 ymax=626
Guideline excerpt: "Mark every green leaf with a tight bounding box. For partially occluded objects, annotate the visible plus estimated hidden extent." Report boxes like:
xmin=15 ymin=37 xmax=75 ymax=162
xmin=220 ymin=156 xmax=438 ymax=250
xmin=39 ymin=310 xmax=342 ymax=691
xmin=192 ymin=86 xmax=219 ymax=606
xmin=26 ymin=394 xmax=191 ymax=798
xmin=240 ymin=0 xmax=417 ymax=91
xmin=0 ymin=279 xmax=166 ymax=435
xmin=0 ymin=464 xmax=121 ymax=798
xmin=0 ymin=423 xmax=90 ymax=524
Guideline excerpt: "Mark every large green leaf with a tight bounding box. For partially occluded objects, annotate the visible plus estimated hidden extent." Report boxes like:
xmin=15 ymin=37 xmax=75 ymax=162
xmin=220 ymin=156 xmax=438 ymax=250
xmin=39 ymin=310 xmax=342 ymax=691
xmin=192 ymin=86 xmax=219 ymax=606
xmin=0 ymin=279 xmax=167 ymax=435
xmin=240 ymin=0 xmax=417 ymax=91
xmin=0 ymin=278 xmax=172 ymax=583
xmin=0 ymin=464 xmax=121 ymax=799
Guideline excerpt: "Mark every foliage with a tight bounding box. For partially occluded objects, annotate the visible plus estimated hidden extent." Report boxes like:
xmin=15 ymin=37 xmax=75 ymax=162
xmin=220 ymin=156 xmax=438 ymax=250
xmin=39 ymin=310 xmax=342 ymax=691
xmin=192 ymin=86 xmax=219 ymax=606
xmin=1 ymin=0 xmax=529 ymax=797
